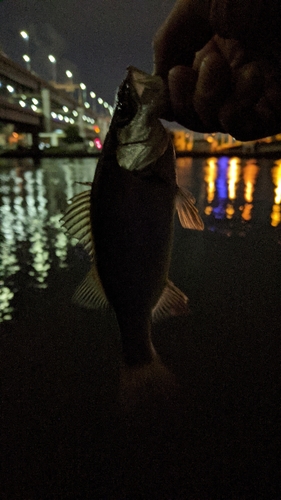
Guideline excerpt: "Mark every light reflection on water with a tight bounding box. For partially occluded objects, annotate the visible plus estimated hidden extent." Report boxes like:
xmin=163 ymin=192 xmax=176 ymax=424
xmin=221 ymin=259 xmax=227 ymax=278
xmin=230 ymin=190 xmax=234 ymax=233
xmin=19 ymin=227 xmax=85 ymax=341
xmin=0 ymin=158 xmax=97 ymax=322
xmin=0 ymin=155 xmax=281 ymax=322
xmin=178 ymin=156 xmax=281 ymax=232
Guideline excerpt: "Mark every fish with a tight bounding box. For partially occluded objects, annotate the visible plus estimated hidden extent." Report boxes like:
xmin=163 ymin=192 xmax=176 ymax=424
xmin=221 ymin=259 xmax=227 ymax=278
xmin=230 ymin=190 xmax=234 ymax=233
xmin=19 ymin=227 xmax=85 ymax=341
xmin=62 ymin=67 xmax=203 ymax=392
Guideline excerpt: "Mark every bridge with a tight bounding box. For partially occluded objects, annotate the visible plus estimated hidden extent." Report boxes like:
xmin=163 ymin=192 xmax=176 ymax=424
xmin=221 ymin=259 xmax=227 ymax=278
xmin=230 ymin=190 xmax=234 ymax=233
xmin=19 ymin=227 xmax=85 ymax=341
xmin=0 ymin=52 xmax=110 ymax=148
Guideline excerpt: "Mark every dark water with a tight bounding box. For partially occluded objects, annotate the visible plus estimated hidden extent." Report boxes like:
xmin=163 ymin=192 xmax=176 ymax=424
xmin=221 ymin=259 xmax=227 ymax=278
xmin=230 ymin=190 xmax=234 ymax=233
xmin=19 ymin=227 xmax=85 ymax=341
xmin=1 ymin=156 xmax=281 ymax=498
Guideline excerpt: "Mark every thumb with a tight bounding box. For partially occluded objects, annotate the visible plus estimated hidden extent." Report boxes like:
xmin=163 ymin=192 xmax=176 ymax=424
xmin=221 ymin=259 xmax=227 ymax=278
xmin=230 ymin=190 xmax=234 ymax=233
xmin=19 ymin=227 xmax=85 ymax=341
xmin=153 ymin=0 xmax=212 ymax=77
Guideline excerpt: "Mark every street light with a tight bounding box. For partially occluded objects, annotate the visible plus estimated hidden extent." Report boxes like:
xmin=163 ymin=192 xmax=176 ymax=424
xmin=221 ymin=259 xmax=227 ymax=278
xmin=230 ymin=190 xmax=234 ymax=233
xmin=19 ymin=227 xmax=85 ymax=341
xmin=90 ymin=91 xmax=97 ymax=113
xmin=80 ymin=82 xmax=87 ymax=103
xmin=48 ymin=54 xmax=57 ymax=82
xmin=20 ymin=30 xmax=30 ymax=70
xmin=20 ymin=30 xmax=29 ymax=41
xmin=22 ymin=54 xmax=31 ymax=71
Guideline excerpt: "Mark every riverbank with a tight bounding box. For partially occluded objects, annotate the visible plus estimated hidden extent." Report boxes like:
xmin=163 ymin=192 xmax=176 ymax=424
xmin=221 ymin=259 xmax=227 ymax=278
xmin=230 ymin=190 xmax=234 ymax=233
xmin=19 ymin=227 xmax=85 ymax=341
xmin=1 ymin=142 xmax=281 ymax=160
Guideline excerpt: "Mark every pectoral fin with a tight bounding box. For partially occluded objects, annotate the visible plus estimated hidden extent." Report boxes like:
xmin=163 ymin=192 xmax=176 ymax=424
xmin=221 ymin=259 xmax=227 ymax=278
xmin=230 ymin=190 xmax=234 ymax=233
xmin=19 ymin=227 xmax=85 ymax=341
xmin=152 ymin=280 xmax=189 ymax=322
xmin=61 ymin=189 xmax=95 ymax=259
xmin=72 ymin=266 xmax=109 ymax=310
xmin=176 ymin=187 xmax=204 ymax=230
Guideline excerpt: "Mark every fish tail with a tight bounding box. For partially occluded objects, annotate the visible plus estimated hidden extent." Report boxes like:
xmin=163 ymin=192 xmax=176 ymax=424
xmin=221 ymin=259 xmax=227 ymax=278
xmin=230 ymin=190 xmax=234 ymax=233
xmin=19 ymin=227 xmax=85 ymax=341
xmin=119 ymin=353 xmax=178 ymax=411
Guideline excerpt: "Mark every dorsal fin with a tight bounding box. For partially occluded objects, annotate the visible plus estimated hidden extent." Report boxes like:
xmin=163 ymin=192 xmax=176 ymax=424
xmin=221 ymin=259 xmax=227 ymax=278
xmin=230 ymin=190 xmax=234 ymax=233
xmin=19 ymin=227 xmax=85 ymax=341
xmin=152 ymin=280 xmax=189 ymax=322
xmin=175 ymin=187 xmax=204 ymax=230
xmin=72 ymin=266 xmax=109 ymax=310
xmin=61 ymin=189 xmax=95 ymax=259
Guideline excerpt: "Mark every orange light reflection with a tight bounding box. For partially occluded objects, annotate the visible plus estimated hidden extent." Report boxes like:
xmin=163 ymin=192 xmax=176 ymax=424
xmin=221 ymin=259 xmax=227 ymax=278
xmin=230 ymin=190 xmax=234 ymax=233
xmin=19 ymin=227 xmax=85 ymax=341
xmin=204 ymin=157 xmax=217 ymax=208
xmin=227 ymin=157 xmax=241 ymax=200
xmin=241 ymin=159 xmax=259 ymax=221
xmin=271 ymin=160 xmax=281 ymax=226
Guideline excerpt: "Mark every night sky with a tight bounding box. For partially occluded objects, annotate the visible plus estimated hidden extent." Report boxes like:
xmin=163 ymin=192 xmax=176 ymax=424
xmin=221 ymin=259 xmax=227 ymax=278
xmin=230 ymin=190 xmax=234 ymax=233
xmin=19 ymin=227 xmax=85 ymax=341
xmin=0 ymin=0 xmax=174 ymax=105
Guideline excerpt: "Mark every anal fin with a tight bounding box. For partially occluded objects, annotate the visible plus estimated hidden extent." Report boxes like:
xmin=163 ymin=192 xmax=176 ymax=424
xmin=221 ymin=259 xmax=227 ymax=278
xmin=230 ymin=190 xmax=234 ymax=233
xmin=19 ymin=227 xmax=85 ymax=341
xmin=72 ymin=265 xmax=109 ymax=310
xmin=152 ymin=280 xmax=189 ymax=322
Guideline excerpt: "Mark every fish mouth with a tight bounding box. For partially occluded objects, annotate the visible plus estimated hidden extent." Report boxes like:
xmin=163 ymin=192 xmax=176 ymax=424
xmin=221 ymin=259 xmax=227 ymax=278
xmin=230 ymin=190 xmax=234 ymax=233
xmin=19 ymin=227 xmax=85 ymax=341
xmin=128 ymin=67 xmax=169 ymax=116
xmin=112 ymin=67 xmax=167 ymax=129
xmin=113 ymin=78 xmax=138 ymax=128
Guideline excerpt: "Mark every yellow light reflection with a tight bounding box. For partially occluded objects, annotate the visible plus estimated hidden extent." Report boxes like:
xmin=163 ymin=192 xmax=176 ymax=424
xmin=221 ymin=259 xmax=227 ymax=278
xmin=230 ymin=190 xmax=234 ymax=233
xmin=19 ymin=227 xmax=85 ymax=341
xmin=271 ymin=160 xmax=281 ymax=226
xmin=226 ymin=203 xmax=235 ymax=219
xmin=227 ymin=157 xmax=241 ymax=200
xmin=272 ymin=160 xmax=281 ymax=204
xmin=204 ymin=157 xmax=218 ymax=206
xmin=271 ymin=204 xmax=281 ymax=227
xmin=241 ymin=203 xmax=253 ymax=222
xmin=241 ymin=159 xmax=259 ymax=221
xmin=243 ymin=159 xmax=259 ymax=203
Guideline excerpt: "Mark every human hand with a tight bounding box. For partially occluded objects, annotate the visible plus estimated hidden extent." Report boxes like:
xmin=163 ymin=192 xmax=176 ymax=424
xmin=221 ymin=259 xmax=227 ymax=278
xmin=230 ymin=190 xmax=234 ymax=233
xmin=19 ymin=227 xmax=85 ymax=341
xmin=154 ymin=0 xmax=281 ymax=141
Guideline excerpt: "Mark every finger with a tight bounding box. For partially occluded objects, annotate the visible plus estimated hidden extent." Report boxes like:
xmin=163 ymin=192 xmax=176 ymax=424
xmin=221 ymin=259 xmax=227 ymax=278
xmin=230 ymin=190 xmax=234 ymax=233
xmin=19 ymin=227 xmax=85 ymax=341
xmin=265 ymin=78 xmax=281 ymax=114
xmin=210 ymin=0 xmax=263 ymax=42
xmin=234 ymin=62 xmax=264 ymax=107
xmin=210 ymin=0 xmax=281 ymax=50
xmin=218 ymin=97 xmax=278 ymax=141
xmin=214 ymin=36 xmax=245 ymax=69
xmin=167 ymin=65 xmax=209 ymax=132
xmin=153 ymin=0 xmax=211 ymax=77
xmin=192 ymin=39 xmax=218 ymax=72
xmin=193 ymin=50 xmax=231 ymax=129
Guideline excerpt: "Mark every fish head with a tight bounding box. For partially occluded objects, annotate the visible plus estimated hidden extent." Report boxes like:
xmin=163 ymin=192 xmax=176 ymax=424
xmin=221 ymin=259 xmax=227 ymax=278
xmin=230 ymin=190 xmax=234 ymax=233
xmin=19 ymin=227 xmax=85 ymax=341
xmin=111 ymin=67 xmax=170 ymax=171
xmin=112 ymin=66 xmax=167 ymax=130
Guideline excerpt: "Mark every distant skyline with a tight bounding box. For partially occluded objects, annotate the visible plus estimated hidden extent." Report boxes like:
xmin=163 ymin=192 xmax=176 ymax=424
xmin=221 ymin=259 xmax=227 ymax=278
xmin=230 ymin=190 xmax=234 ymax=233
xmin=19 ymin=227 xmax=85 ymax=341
xmin=0 ymin=0 xmax=174 ymax=105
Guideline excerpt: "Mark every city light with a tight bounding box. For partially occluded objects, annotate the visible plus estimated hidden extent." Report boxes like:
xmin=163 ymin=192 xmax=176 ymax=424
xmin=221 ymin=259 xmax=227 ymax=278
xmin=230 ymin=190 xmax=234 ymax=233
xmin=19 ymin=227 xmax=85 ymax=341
xmin=62 ymin=106 xmax=69 ymax=112
xmin=6 ymin=85 xmax=14 ymax=93
xmin=97 ymin=97 xmax=103 ymax=105
xmin=32 ymin=98 xmax=39 ymax=105
xmin=84 ymin=102 xmax=90 ymax=108
xmin=66 ymin=70 xmax=73 ymax=79
xmin=20 ymin=31 xmax=31 ymax=70
xmin=19 ymin=100 xmax=26 ymax=107
xmin=22 ymin=54 xmax=31 ymax=71
xmin=94 ymin=138 xmax=102 ymax=150
xmin=80 ymin=83 xmax=86 ymax=90
xmin=20 ymin=30 xmax=29 ymax=40
xmin=90 ymin=91 xmax=96 ymax=99
xmin=48 ymin=55 xmax=57 ymax=82
xmin=48 ymin=54 xmax=56 ymax=64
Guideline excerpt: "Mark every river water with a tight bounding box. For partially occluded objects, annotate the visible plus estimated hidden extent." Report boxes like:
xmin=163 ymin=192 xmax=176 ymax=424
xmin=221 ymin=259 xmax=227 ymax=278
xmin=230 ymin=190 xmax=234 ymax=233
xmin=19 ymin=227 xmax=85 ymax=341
xmin=1 ymin=155 xmax=281 ymax=498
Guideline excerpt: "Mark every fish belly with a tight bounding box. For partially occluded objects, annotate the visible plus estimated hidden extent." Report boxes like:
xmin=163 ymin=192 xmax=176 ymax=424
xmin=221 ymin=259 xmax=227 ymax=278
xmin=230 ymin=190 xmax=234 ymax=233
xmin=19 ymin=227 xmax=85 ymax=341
xmin=91 ymin=158 xmax=175 ymax=318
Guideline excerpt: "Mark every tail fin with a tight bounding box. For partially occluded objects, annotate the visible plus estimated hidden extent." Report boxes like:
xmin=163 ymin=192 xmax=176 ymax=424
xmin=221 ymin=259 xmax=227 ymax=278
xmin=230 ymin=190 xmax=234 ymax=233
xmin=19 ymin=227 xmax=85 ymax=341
xmin=119 ymin=354 xmax=178 ymax=412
